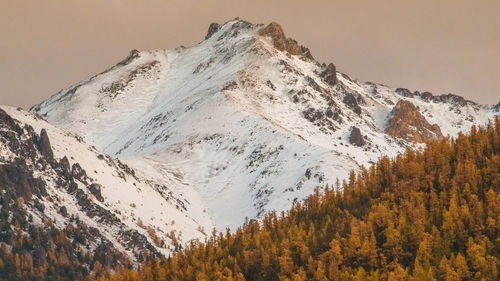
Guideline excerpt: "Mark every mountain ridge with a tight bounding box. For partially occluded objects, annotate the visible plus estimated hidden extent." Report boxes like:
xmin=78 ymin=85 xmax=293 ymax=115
xmin=28 ymin=18 xmax=498 ymax=235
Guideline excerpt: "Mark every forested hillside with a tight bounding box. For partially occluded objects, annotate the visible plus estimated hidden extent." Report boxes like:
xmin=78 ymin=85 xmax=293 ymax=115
xmin=102 ymin=117 xmax=500 ymax=281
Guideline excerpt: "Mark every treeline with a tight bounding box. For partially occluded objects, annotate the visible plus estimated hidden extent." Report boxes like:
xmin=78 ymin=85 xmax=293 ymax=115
xmin=102 ymin=117 xmax=500 ymax=281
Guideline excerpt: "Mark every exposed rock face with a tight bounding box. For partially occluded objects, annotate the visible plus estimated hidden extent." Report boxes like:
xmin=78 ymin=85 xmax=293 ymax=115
xmin=397 ymin=88 xmax=474 ymax=107
xmin=432 ymin=93 xmax=468 ymax=106
xmin=320 ymin=63 xmax=337 ymax=86
xmin=343 ymin=93 xmax=362 ymax=115
xmin=395 ymin=88 xmax=414 ymax=98
xmin=385 ymin=100 xmax=443 ymax=143
xmin=38 ymin=129 xmax=54 ymax=161
xmin=0 ymin=107 xmax=161 ymax=262
xmin=258 ymin=22 xmax=313 ymax=59
xmin=205 ymin=22 xmax=221 ymax=40
xmin=349 ymin=126 xmax=365 ymax=147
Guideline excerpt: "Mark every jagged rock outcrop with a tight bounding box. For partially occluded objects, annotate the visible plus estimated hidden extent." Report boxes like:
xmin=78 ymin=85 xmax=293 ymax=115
xmin=431 ymin=93 xmax=469 ymax=106
xmin=320 ymin=63 xmax=337 ymax=86
xmin=349 ymin=126 xmax=365 ymax=147
xmin=88 ymin=183 xmax=104 ymax=202
xmin=1 ymin=105 xmax=211 ymax=262
xmin=385 ymin=100 xmax=443 ymax=143
xmin=205 ymin=22 xmax=221 ymax=40
xmin=258 ymin=22 xmax=313 ymax=59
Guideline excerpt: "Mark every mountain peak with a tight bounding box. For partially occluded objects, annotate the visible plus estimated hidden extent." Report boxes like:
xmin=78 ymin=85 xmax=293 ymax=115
xmin=202 ymin=19 xmax=314 ymax=60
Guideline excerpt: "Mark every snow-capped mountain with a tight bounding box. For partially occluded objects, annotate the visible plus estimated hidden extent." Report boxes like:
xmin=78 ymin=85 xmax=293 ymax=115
xmin=30 ymin=18 xmax=498 ymax=235
xmin=0 ymin=106 xmax=212 ymax=260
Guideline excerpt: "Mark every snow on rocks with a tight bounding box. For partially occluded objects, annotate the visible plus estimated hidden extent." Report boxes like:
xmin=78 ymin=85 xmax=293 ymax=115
xmin=30 ymin=19 xmax=499 ymax=234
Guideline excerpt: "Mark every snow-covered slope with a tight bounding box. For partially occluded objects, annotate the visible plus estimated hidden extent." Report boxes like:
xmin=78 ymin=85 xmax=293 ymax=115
xmin=0 ymin=106 xmax=212 ymax=259
xmin=31 ymin=19 xmax=499 ymax=231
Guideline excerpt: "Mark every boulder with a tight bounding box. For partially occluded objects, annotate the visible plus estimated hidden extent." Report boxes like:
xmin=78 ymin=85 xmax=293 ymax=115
xmin=349 ymin=127 xmax=365 ymax=147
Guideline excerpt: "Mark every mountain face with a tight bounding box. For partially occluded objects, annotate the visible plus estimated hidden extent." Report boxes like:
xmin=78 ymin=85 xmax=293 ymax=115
xmin=0 ymin=106 xmax=212 ymax=261
xmin=30 ymin=18 xmax=498 ymax=238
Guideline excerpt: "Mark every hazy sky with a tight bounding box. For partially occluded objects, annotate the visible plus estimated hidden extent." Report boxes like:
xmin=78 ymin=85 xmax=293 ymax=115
xmin=1 ymin=0 xmax=499 ymax=109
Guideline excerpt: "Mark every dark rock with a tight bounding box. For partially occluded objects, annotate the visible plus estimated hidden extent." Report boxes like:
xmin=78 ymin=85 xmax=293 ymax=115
xmin=71 ymin=163 xmax=87 ymax=182
xmin=305 ymin=76 xmax=322 ymax=93
xmin=1 ymin=130 xmax=21 ymax=153
xmin=205 ymin=22 xmax=221 ymax=40
xmin=0 ymin=109 xmax=23 ymax=135
xmin=431 ymin=93 xmax=469 ymax=106
xmin=325 ymin=107 xmax=343 ymax=124
xmin=0 ymin=108 xmax=17 ymax=129
xmin=34 ymin=199 xmax=45 ymax=212
xmin=59 ymin=206 xmax=68 ymax=217
xmin=320 ymin=63 xmax=337 ymax=86
xmin=60 ymin=156 xmax=71 ymax=171
xmin=395 ymin=88 xmax=413 ymax=98
xmin=349 ymin=126 xmax=365 ymax=147
xmin=420 ymin=91 xmax=433 ymax=102
xmin=67 ymin=181 xmax=78 ymax=194
xmin=0 ymin=163 xmax=32 ymax=199
xmin=38 ymin=129 xmax=54 ymax=161
xmin=325 ymin=108 xmax=334 ymax=118
xmin=301 ymin=46 xmax=314 ymax=60
xmin=303 ymin=108 xmax=324 ymax=122
xmin=305 ymin=168 xmax=312 ymax=179
xmin=266 ymin=80 xmax=276 ymax=91
xmin=88 ymin=183 xmax=104 ymax=202
xmin=343 ymin=93 xmax=362 ymax=115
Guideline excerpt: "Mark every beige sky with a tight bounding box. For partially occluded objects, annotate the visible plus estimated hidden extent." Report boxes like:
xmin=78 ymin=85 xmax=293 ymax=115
xmin=1 ymin=0 xmax=499 ymax=108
